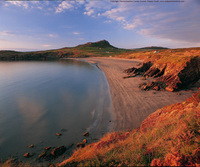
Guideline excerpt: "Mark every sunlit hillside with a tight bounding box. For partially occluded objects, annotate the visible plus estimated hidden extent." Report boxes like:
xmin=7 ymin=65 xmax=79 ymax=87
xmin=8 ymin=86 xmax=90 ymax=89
xmin=59 ymin=90 xmax=200 ymax=166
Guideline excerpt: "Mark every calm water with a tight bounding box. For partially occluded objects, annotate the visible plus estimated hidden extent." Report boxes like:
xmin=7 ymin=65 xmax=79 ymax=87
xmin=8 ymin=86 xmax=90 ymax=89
xmin=0 ymin=59 xmax=111 ymax=160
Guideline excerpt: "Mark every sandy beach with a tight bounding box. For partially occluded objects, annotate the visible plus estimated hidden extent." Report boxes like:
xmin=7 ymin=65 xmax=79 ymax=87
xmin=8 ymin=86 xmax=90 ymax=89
xmin=78 ymin=57 xmax=197 ymax=131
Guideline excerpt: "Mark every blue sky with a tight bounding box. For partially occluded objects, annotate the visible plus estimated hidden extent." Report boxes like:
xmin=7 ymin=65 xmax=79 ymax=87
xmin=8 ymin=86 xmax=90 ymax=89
xmin=0 ymin=0 xmax=200 ymax=51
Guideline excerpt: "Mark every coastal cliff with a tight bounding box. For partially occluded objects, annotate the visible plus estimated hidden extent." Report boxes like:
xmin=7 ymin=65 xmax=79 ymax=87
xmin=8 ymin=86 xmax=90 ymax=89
xmin=59 ymin=90 xmax=200 ymax=166
xmin=123 ymin=49 xmax=200 ymax=92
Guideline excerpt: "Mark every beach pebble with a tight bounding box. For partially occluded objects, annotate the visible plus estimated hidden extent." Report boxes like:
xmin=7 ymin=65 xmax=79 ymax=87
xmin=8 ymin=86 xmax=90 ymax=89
xmin=28 ymin=144 xmax=34 ymax=148
xmin=56 ymin=133 xmax=62 ymax=136
xmin=83 ymin=132 xmax=89 ymax=136
xmin=45 ymin=146 xmax=51 ymax=150
xmin=83 ymin=139 xmax=87 ymax=144
xmin=24 ymin=152 xmax=30 ymax=158
xmin=76 ymin=142 xmax=85 ymax=148
xmin=38 ymin=151 xmax=46 ymax=158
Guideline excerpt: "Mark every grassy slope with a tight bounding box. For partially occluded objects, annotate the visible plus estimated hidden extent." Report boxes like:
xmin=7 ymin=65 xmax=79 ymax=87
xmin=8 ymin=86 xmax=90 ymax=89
xmin=59 ymin=91 xmax=200 ymax=166
xmin=0 ymin=40 xmax=168 ymax=60
xmin=0 ymin=40 xmax=133 ymax=60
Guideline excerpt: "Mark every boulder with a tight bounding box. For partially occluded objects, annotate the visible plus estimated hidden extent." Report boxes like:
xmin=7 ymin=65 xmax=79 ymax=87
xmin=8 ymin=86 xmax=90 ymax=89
xmin=153 ymin=85 xmax=160 ymax=91
xmin=56 ymin=133 xmax=62 ymax=136
xmin=28 ymin=144 xmax=34 ymax=148
xmin=76 ymin=142 xmax=85 ymax=148
xmin=83 ymin=139 xmax=87 ymax=144
xmin=38 ymin=151 xmax=46 ymax=158
xmin=51 ymin=146 xmax=66 ymax=157
xmin=45 ymin=146 xmax=51 ymax=150
xmin=83 ymin=132 xmax=89 ymax=136
xmin=24 ymin=152 xmax=30 ymax=158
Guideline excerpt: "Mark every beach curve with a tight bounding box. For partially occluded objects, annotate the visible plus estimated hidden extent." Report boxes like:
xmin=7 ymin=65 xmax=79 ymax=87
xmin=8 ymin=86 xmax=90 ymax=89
xmin=77 ymin=57 xmax=197 ymax=131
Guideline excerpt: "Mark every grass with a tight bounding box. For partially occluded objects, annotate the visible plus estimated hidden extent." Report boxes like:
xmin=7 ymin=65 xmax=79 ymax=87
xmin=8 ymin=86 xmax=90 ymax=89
xmin=59 ymin=91 xmax=200 ymax=166
xmin=0 ymin=40 xmax=133 ymax=60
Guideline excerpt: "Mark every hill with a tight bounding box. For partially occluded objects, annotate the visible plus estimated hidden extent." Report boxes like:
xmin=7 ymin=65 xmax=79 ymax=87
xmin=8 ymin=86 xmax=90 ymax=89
xmin=75 ymin=40 xmax=116 ymax=49
xmin=0 ymin=40 xmax=131 ymax=60
xmin=134 ymin=46 xmax=169 ymax=51
xmin=0 ymin=40 xmax=171 ymax=60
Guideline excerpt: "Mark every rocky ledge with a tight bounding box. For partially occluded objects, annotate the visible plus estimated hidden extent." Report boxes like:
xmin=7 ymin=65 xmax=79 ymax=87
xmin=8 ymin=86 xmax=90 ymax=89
xmin=124 ymin=56 xmax=200 ymax=92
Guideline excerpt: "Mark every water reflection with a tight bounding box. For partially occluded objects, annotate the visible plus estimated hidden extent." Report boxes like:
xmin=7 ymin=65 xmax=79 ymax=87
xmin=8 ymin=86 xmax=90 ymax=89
xmin=0 ymin=59 xmax=108 ymax=159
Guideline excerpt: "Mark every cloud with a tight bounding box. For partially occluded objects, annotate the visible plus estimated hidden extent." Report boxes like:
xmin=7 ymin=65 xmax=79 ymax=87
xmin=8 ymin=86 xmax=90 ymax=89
xmin=3 ymin=1 xmax=52 ymax=12
xmin=73 ymin=32 xmax=80 ymax=35
xmin=104 ymin=20 xmax=112 ymax=24
xmin=55 ymin=1 xmax=75 ymax=13
xmin=7 ymin=1 xmax=29 ymax=9
xmin=0 ymin=39 xmax=7 ymax=41
xmin=48 ymin=34 xmax=58 ymax=38
xmin=136 ymin=2 xmax=200 ymax=43
xmin=0 ymin=31 xmax=15 ymax=36
xmin=84 ymin=9 xmax=95 ymax=16
xmin=83 ymin=1 xmax=113 ymax=17
xmin=42 ymin=44 xmax=51 ymax=47
xmin=55 ymin=1 xmax=85 ymax=13
xmin=84 ymin=0 xmax=200 ymax=44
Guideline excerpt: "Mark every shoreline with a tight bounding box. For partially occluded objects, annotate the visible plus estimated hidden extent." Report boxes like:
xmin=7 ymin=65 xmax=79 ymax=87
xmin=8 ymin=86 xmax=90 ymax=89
xmin=76 ymin=57 xmax=198 ymax=131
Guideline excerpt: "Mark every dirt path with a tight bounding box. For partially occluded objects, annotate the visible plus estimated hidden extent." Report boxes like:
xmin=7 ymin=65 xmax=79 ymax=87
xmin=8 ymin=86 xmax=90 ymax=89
xmin=78 ymin=57 xmax=197 ymax=131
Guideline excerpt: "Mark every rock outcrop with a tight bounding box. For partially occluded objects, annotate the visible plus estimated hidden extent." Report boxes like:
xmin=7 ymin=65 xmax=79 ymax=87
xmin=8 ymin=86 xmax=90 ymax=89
xmin=124 ymin=56 xmax=200 ymax=91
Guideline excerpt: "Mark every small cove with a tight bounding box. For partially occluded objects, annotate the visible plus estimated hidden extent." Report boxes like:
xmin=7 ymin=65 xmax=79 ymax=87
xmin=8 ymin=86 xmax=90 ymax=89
xmin=0 ymin=59 xmax=112 ymax=162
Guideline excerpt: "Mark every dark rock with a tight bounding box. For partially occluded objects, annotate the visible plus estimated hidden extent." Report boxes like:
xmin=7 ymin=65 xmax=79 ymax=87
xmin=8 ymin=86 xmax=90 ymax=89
xmin=141 ymin=85 xmax=148 ymax=91
xmin=76 ymin=142 xmax=85 ymax=148
xmin=69 ymin=143 xmax=74 ymax=147
xmin=28 ymin=144 xmax=34 ymax=148
xmin=122 ymin=73 xmax=137 ymax=79
xmin=38 ymin=151 xmax=46 ymax=158
xmin=83 ymin=132 xmax=89 ymax=136
xmin=45 ymin=146 xmax=51 ymax=150
xmin=24 ymin=152 xmax=30 ymax=158
xmin=51 ymin=146 xmax=66 ymax=157
xmin=56 ymin=133 xmax=62 ymax=136
xmin=153 ymin=85 xmax=160 ymax=91
xmin=83 ymin=139 xmax=87 ymax=144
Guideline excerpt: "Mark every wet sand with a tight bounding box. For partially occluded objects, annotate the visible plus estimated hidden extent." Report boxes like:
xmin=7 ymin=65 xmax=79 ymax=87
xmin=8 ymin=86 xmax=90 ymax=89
xmin=78 ymin=57 xmax=197 ymax=131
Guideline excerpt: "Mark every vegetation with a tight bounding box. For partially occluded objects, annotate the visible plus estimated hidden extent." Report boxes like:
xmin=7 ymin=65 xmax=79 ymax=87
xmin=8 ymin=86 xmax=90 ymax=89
xmin=59 ymin=90 xmax=200 ymax=166
xmin=0 ymin=40 xmax=170 ymax=60
xmin=0 ymin=40 xmax=132 ymax=60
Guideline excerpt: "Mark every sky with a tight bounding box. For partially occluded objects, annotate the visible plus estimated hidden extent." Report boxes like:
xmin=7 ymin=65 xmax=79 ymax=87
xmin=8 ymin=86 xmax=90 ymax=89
xmin=0 ymin=0 xmax=200 ymax=51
